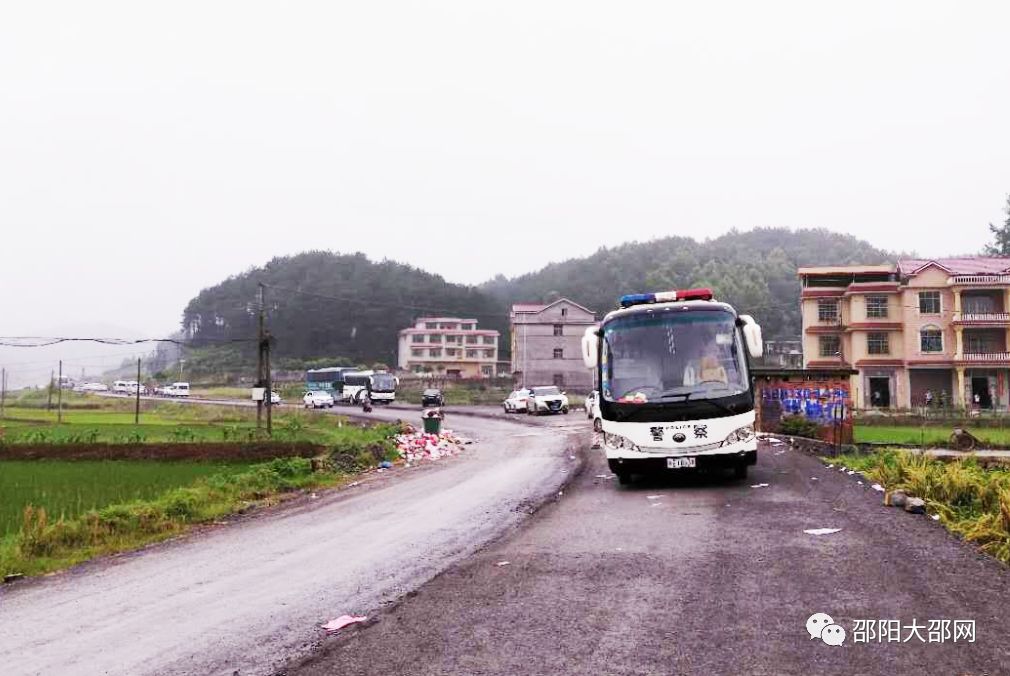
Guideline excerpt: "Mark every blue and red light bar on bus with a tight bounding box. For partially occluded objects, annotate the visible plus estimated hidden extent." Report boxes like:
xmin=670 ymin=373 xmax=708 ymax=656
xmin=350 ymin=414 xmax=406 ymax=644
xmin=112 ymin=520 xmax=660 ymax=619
xmin=619 ymin=288 xmax=714 ymax=308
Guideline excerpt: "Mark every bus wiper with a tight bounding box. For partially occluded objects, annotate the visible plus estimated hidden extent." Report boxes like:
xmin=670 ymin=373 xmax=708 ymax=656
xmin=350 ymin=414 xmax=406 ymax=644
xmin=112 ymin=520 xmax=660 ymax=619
xmin=660 ymin=390 xmax=737 ymax=415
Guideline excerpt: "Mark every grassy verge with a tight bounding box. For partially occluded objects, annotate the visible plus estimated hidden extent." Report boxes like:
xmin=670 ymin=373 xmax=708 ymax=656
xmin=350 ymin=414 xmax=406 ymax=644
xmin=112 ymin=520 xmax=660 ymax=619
xmin=853 ymin=425 xmax=1010 ymax=447
xmin=830 ymin=450 xmax=1010 ymax=563
xmin=0 ymin=405 xmax=362 ymax=445
xmin=0 ymin=424 xmax=400 ymax=578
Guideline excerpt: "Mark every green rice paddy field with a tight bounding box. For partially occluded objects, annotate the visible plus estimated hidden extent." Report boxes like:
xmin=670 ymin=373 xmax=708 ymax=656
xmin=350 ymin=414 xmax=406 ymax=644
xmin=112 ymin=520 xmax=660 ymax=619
xmin=0 ymin=460 xmax=250 ymax=537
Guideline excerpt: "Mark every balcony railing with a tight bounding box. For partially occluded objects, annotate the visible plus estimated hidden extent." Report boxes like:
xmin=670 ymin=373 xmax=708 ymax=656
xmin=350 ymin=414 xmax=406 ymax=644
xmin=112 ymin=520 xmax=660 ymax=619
xmin=951 ymin=274 xmax=1010 ymax=286
xmin=958 ymin=352 xmax=1010 ymax=363
xmin=954 ymin=312 xmax=1010 ymax=324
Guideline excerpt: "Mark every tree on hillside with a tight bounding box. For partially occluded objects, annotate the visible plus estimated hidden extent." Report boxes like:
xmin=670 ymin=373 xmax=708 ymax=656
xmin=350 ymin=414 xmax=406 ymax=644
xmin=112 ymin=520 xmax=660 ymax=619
xmin=984 ymin=194 xmax=1010 ymax=256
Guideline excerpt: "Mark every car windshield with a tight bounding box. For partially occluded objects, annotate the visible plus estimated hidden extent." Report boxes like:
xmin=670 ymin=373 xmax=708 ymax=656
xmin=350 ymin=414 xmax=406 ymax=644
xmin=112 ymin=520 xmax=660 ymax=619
xmin=601 ymin=309 xmax=748 ymax=404
xmin=533 ymin=387 xmax=560 ymax=396
xmin=423 ymin=389 xmax=440 ymax=396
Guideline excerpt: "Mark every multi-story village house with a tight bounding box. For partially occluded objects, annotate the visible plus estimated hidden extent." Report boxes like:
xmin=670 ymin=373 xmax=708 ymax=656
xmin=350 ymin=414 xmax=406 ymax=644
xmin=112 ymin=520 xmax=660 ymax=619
xmin=800 ymin=258 xmax=1010 ymax=409
xmin=398 ymin=317 xmax=500 ymax=378
xmin=510 ymin=299 xmax=596 ymax=392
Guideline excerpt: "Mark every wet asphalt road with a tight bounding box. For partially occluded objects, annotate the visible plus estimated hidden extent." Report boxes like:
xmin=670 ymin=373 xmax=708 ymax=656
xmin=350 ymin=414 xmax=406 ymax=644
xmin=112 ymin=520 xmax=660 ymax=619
xmin=0 ymin=411 xmax=584 ymax=676
xmin=286 ymin=439 xmax=1010 ymax=676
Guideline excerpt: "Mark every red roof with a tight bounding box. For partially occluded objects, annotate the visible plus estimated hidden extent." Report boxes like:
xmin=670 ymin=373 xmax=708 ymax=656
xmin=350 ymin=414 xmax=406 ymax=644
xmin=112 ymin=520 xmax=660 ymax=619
xmin=898 ymin=257 xmax=1010 ymax=276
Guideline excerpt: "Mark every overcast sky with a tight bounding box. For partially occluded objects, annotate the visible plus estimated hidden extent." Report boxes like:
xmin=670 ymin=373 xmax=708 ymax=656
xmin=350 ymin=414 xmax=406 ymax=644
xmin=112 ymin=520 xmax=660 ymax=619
xmin=2 ymin=1 xmax=1010 ymax=382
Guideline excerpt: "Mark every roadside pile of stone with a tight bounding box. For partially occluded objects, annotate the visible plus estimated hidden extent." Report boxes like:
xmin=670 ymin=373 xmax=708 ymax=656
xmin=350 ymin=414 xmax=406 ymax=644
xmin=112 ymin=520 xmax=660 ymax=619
xmin=883 ymin=489 xmax=929 ymax=515
xmin=827 ymin=462 xmax=936 ymax=519
xmin=394 ymin=428 xmax=470 ymax=463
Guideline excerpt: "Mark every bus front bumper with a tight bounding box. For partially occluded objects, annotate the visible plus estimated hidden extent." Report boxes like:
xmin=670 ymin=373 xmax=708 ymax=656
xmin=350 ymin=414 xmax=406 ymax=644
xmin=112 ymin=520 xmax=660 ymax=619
xmin=606 ymin=442 xmax=756 ymax=475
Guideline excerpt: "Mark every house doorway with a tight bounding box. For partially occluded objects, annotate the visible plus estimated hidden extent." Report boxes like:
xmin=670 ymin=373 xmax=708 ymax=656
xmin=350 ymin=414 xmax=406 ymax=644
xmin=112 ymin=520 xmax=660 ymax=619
xmin=869 ymin=377 xmax=890 ymax=408
xmin=971 ymin=377 xmax=993 ymax=409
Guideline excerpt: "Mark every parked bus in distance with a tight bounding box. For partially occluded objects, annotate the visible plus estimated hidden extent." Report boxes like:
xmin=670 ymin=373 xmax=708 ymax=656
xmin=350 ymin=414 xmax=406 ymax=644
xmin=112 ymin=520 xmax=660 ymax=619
xmin=306 ymin=367 xmax=399 ymax=404
xmin=341 ymin=370 xmax=399 ymax=404
xmin=305 ymin=367 xmax=356 ymax=401
xmin=582 ymin=288 xmax=763 ymax=485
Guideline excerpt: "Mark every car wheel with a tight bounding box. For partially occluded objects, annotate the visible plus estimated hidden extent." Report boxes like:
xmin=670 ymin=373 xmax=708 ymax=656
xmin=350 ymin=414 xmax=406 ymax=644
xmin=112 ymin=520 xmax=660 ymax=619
xmin=562 ymin=406 xmax=569 ymax=414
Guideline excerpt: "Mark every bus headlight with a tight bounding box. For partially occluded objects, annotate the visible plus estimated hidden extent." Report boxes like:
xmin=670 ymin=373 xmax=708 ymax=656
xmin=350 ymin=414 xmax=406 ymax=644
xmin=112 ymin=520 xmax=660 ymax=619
xmin=604 ymin=432 xmax=640 ymax=452
xmin=721 ymin=425 xmax=754 ymax=447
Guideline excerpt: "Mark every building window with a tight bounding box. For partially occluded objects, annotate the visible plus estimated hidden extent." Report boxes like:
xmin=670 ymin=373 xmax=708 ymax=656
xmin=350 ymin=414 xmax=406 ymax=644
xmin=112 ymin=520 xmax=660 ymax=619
xmin=553 ymin=348 xmax=564 ymax=359
xmin=440 ymin=323 xmax=456 ymax=330
xmin=867 ymin=332 xmax=889 ymax=355
xmin=818 ymin=335 xmax=841 ymax=358
xmin=482 ymin=335 xmax=495 ymax=345
xmin=461 ymin=323 xmax=475 ymax=330
xmin=560 ymin=308 xmax=568 ymax=317
xmin=964 ymin=295 xmax=997 ymax=314
xmin=412 ymin=334 xmax=424 ymax=343
xmin=446 ymin=348 xmax=457 ymax=356
xmin=485 ymin=349 xmax=495 ymax=359
xmin=466 ymin=349 xmax=477 ymax=358
xmin=919 ymin=291 xmax=941 ymax=315
xmin=866 ymin=296 xmax=889 ymax=319
xmin=920 ymin=327 xmax=943 ymax=353
xmin=425 ymin=322 xmax=437 ymax=329
xmin=429 ymin=348 xmax=442 ymax=358
xmin=553 ymin=324 xmax=563 ymax=336
xmin=429 ymin=334 xmax=442 ymax=343
xmin=817 ymin=299 xmax=839 ymax=322
xmin=481 ymin=365 xmax=493 ymax=377
xmin=553 ymin=374 xmax=565 ymax=387
xmin=446 ymin=335 xmax=459 ymax=344
xmin=466 ymin=335 xmax=478 ymax=344
xmin=411 ymin=349 xmax=423 ymax=357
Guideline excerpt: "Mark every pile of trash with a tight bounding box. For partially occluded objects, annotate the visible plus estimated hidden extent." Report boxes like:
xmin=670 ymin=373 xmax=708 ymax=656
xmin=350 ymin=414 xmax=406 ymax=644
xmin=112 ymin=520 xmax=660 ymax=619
xmin=394 ymin=428 xmax=470 ymax=463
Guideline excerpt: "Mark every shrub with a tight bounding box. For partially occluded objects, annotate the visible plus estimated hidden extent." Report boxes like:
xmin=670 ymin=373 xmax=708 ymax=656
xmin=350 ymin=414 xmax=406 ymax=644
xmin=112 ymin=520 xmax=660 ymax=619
xmin=779 ymin=415 xmax=821 ymax=439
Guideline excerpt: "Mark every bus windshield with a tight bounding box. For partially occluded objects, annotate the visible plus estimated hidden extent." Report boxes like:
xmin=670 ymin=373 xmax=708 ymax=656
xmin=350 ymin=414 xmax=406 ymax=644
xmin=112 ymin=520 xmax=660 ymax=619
xmin=371 ymin=374 xmax=396 ymax=392
xmin=601 ymin=309 xmax=748 ymax=405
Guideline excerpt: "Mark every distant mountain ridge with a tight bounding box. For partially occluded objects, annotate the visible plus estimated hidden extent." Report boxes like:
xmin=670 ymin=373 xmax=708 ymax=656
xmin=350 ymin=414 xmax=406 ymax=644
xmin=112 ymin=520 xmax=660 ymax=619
xmin=182 ymin=229 xmax=891 ymax=366
xmin=481 ymin=227 xmax=892 ymax=340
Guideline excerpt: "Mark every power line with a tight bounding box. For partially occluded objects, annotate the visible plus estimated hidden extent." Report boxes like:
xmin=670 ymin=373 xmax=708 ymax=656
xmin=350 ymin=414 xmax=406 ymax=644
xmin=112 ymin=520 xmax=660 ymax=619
xmin=0 ymin=336 xmax=256 ymax=348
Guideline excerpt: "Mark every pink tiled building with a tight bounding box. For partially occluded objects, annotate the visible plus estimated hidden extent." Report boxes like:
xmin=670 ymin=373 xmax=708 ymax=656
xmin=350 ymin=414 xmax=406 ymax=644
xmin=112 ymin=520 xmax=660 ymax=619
xmin=800 ymin=258 xmax=1010 ymax=409
xmin=397 ymin=317 xmax=500 ymax=378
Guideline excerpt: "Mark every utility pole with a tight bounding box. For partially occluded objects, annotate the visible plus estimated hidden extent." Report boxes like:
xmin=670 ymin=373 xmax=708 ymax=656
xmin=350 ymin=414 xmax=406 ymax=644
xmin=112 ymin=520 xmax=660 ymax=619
xmin=135 ymin=357 xmax=141 ymax=425
xmin=265 ymin=329 xmax=273 ymax=436
xmin=257 ymin=283 xmax=265 ymax=429
xmin=1 ymin=368 xmax=6 ymax=420
xmin=57 ymin=360 xmax=63 ymax=424
xmin=48 ymin=369 xmax=54 ymax=410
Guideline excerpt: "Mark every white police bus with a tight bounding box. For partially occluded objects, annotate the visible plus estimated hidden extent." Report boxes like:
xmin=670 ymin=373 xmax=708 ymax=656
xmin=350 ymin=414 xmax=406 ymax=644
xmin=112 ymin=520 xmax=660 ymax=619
xmin=582 ymin=288 xmax=763 ymax=484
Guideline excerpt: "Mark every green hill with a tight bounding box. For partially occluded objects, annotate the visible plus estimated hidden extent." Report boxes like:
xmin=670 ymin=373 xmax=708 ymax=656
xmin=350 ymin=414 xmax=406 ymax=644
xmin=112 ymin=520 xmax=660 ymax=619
xmin=182 ymin=251 xmax=506 ymax=372
xmin=180 ymin=229 xmax=891 ymax=373
xmin=482 ymin=227 xmax=891 ymax=340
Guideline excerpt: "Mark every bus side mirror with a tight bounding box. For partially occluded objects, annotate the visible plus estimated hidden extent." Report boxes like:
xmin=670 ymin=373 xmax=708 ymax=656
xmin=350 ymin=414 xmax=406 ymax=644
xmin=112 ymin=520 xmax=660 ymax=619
xmin=581 ymin=327 xmax=598 ymax=368
xmin=739 ymin=315 xmax=763 ymax=358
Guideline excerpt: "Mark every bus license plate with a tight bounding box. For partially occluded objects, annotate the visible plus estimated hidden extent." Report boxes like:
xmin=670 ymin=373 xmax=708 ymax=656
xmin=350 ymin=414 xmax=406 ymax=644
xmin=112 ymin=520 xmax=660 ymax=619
xmin=667 ymin=457 xmax=696 ymax=469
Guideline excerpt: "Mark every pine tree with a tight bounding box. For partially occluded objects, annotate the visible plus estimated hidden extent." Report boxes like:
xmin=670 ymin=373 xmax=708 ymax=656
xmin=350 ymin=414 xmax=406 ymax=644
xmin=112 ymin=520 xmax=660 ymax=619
xmin=984 ymin=194 xmax=1010 ymax=256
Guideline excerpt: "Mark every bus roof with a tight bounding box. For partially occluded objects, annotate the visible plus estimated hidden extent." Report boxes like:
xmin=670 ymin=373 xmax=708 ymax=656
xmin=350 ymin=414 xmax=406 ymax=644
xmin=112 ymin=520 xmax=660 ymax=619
xmin=306 ymin=366 xmax=356 ymax=374
xmin=602 ymin=299 xmax=737 ymax=325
